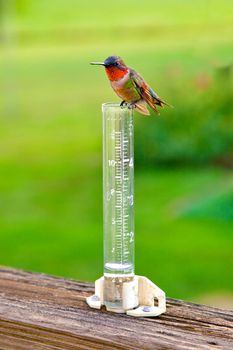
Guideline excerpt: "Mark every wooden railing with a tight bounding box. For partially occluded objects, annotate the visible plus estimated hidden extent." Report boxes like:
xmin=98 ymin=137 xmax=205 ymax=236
xmin=0 ymin=267 xmax=232 ymax=349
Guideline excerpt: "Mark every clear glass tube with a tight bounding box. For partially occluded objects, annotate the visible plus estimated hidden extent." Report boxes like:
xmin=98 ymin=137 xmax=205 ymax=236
xmin=102 ymin=103 xmax=134 ymax=277
xmin=86 ymin=103 xmax=165 ymax=315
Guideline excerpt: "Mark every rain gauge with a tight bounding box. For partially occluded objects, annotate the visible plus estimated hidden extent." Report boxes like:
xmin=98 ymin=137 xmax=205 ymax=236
xmin=86 ymin=103 xmax=166 ymax=317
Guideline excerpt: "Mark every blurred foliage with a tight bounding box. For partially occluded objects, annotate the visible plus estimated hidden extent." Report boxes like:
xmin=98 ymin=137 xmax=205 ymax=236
xmin=15 ymin=0 xmax=28 ymax=14
xmin=135 ymin=79 xmax=233 ymax=166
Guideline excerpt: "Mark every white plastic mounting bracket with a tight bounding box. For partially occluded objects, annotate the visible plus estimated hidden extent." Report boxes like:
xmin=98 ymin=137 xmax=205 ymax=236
xmin=86 ymin=275 xmax=166 ymax=317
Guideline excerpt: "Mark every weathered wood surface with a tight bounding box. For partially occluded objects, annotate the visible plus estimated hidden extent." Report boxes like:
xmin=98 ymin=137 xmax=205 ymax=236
xmin=0 ymin=267 xmax=232 ymax=350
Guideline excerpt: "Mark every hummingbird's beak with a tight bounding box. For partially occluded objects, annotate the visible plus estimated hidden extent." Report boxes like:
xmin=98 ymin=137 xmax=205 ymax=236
xmin=90 ymin=62 xmax=105 ymax=66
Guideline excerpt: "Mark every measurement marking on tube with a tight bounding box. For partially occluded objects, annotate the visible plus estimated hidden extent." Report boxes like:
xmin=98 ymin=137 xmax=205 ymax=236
xmin=108 ymin=160 xmax=116 ymax=166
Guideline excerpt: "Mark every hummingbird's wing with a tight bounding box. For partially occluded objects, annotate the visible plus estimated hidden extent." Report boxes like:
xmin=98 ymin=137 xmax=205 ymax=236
xmin=130 ymin=69 xmax=171 ymax=115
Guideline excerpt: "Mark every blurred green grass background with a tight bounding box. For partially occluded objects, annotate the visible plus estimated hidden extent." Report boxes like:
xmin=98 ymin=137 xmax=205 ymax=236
xmin=0 ymin=0 xmax=232 ymax=304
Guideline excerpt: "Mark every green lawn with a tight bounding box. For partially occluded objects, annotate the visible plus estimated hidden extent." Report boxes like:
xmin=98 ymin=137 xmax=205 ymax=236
xmin=0 ymin=114 xmax=232 ymax=300
xmin=0 ymin=0 xmax=232 ymax=302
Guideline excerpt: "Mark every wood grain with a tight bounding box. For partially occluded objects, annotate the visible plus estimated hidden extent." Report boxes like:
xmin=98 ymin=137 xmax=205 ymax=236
xmin=0 ymin=267 xmax=232 ymax=349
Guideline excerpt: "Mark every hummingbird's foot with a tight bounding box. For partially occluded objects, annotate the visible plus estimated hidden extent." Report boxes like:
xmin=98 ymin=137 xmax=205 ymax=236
xmin=120 ymin=100 xmax=127 ymax=108
xmin=128 ymin=103 xmax=136 ymax=110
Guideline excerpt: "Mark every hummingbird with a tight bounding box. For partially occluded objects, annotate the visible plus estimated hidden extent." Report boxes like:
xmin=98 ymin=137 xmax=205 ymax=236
xmin=91 ymin=55 xmax=171 ymax=116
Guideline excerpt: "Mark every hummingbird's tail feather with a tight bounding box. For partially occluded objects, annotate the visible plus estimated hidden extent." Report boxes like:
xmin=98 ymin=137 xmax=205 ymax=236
xmin=149 ymin=88 xmax=173 ymax=109
xmin=144 ymin=98 xmax=160 ymax=115
xmin=134 ymin=100 xmax=150 ymax=116
xmin=157 ymin=99 xmax=174 ymax=108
